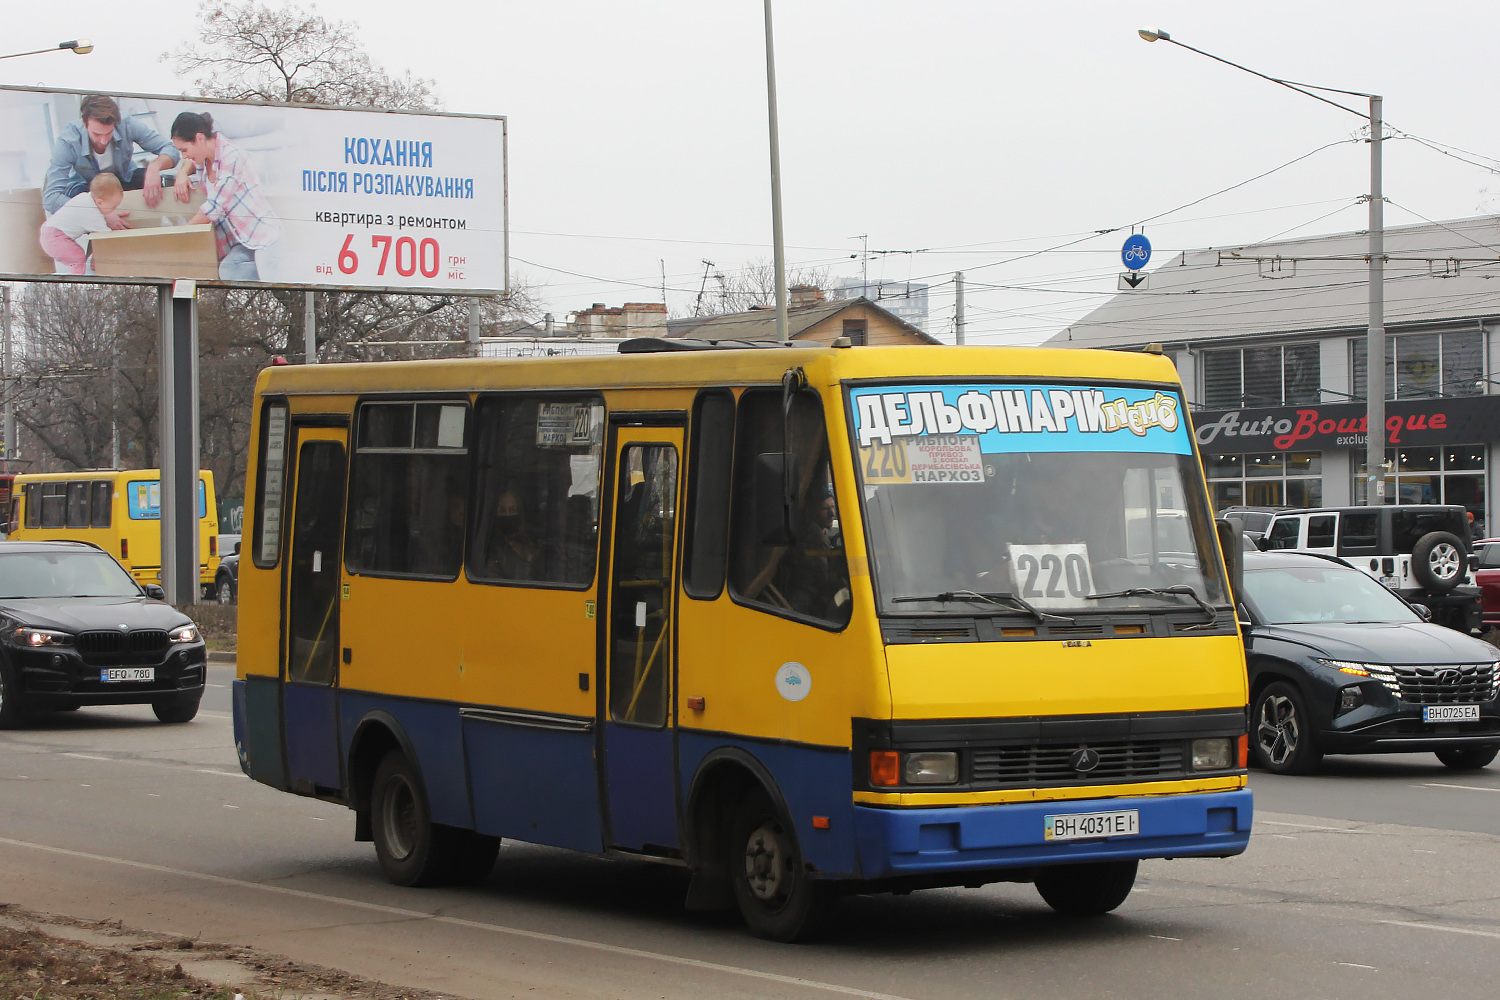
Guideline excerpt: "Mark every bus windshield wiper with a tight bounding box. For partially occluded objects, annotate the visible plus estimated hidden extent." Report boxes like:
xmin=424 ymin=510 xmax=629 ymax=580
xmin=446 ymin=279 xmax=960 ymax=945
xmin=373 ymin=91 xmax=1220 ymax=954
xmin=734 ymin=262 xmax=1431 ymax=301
xmin=1085 ymin=585 xmax=1220 ymax=628
xmin=892 ymin=590 xmax=1075 ymax=623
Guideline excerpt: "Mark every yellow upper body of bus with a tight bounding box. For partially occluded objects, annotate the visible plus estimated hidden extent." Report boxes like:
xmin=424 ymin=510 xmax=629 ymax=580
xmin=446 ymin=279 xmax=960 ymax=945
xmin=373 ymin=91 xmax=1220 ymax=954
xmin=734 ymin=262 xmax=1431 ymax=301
xmin=233 ymin=343 xmax=1250 ymax=929
xmin=8 ymin=470 xmax=220 ymax=588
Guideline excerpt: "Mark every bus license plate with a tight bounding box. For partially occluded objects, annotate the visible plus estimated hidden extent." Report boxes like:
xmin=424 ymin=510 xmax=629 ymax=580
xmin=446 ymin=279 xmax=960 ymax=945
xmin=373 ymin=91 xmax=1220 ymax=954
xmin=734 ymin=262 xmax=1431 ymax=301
xmin=1423 ymin=704 xmax=1479 ymax=722
xmin=100 ymin=668 xmax=154 ymax=683
xmin=1044 ymin=809 xmax=1139 ymax=841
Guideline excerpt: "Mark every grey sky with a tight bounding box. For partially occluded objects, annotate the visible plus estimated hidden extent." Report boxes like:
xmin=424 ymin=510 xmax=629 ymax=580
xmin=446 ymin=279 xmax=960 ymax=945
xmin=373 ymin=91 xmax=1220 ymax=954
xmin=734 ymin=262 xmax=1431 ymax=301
xmin=5 ymin=1 xmax=1498 ymax=343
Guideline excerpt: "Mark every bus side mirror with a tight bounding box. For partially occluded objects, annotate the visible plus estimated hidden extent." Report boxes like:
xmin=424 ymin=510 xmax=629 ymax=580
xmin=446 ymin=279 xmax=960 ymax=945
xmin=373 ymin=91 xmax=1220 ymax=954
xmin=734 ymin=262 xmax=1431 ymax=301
xmin=1216 ymin=517 xmax=1244 ymax=601
xmin=754 ymin=452 xmax=802 ymax=546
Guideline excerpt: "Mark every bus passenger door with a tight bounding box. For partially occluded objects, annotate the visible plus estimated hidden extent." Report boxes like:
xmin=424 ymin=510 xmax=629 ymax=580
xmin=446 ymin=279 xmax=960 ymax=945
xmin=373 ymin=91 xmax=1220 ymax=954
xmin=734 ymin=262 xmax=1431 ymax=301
xmin=602 ymin=427 xmax=683 ymax=852
xmin=283 ymin=426 xmax=348 ymax=795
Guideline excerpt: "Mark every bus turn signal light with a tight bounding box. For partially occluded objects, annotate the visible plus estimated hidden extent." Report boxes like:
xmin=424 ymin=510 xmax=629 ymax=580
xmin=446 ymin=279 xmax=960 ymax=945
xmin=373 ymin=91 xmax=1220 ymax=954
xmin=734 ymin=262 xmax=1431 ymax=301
xmin=812 ymin=816 xmax=830 ymax=829
xmin=120 ymin=539 xmax=128 ymax=559
xmin=869 ymin=751 xmax=901 ymax=787
xmin=1237 ymin=734 xmax=1249 ymax=769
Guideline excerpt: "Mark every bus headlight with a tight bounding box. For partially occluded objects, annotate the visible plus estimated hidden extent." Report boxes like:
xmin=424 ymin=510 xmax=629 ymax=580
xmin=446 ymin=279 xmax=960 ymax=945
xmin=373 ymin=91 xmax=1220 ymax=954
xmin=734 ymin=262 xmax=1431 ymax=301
xmin=903 ymin=751 xmax=959 ymax=784
xmin=169 ymin=625 xmax=200 ymax=644
xmin=1190 ymin=738 xmax=1234 ymax=771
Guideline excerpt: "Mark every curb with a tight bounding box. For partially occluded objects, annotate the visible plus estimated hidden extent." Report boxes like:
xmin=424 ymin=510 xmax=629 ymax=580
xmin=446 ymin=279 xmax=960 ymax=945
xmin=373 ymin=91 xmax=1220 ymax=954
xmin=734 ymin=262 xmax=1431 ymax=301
xmin=207 ymin=651 xmax=237 ymax=663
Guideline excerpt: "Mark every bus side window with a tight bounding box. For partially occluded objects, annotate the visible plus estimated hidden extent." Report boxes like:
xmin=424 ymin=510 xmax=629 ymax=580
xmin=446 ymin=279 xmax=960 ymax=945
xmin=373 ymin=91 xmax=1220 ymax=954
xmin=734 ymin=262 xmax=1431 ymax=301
xmin=346 ymin=401 xmax=469 ymax=579
xmin=683 ymin=391 xmax=735 ymax=600
xmin=40 ymin=483 xmax=66 ymax=528
xmin=90 ymin=481 xmax=112 ymax=528
xmin=728 ymin=390 xmax=851 ymax=628
xmin=468 ymin=395 xmax=605 ymax=588
xmin=22 ymin=483 xmax=40 ymax=529
xmin=65 ymin=481 xmax=90 ymax=528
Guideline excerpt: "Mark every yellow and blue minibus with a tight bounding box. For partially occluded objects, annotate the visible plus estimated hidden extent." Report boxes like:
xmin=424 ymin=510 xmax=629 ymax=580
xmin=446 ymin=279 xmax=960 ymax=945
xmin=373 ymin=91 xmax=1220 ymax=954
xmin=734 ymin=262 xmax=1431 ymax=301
xmin=233 ymin=340 xmax=1251 ymax=940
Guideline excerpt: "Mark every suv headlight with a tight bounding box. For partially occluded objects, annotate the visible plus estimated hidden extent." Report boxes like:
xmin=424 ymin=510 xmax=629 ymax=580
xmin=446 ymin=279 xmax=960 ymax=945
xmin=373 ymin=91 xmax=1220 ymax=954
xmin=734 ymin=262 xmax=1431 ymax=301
xmin=169 ymin=625 xmax=200 ymax=644
xmin=13 ymin=627 xmax=73 ymax=647
xmin=1316 ymin=658 xmax=1399 ymax=694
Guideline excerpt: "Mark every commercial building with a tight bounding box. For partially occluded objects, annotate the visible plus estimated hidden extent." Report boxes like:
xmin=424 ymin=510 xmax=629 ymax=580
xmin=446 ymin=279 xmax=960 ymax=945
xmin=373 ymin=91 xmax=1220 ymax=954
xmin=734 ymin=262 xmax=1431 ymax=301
xmin=1047 ymin=215 xmax=1500 ymax=531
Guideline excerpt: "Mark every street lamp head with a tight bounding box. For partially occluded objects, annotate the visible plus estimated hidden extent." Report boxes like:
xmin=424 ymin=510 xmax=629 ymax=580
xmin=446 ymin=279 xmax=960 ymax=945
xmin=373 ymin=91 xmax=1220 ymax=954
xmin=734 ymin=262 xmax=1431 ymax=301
xmin=1138 ymin=26 xmax=1170 ymax=43
xmin=60 ymin=39 xmax=94 ymax=55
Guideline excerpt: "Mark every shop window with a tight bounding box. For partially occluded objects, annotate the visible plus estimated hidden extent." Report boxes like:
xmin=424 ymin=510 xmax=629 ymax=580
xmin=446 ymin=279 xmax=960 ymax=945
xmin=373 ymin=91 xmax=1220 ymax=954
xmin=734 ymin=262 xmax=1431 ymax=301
xmin=347 ymin=401 xmax=470 ymax=579
xmin=467 ymin=395 xmax=604 ymax=587
xmin=1351 ymin=330 xmax=1483 ymax=400
xmin=1207 ymin=451 xmax=1321 ymax=513
xmin=1201 ymin=344 xmax=1320 ymax=408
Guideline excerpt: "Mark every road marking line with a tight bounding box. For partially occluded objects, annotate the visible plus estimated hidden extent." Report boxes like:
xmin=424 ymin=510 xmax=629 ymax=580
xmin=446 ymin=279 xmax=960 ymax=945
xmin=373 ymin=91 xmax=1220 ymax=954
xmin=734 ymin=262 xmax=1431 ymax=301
xmin=195 ymin=769 xmax=240 ymax=777
xmin=1336 ymin=962 xmax=1376 ymax=970
xmin=1257 ymin=819 xmax=1349 ymax=832
xmin=1379 ymin=920 xmax=1500 ymax=940
xmin=1423 ymin=782 xmax=1500 ymax=793
xmin=63 ymin=753 xmax=110 ymax=761
xmin=1147 ymin=934 xmax=1181 ymax=941
xmin=0 ymin=837 xmax=924 ymax=1000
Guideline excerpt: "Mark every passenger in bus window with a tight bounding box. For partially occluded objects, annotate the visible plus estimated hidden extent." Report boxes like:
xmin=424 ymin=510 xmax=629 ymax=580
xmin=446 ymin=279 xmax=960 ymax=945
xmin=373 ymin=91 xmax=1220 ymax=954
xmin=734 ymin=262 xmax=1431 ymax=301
xmin=486 ymin=489 xmax=540 ymax=580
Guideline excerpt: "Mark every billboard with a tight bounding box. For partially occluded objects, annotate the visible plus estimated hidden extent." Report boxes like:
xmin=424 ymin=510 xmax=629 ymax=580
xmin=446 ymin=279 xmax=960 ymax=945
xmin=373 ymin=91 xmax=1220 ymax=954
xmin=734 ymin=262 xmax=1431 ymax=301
xmin=0 ymin=85 xmax=507 ymax=293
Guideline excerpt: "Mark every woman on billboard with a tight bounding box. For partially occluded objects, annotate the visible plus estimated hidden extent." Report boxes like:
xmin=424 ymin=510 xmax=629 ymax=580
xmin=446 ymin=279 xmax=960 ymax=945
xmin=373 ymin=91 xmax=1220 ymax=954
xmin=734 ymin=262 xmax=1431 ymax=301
xmin=169 ymin=111 xmax=281 ymax=281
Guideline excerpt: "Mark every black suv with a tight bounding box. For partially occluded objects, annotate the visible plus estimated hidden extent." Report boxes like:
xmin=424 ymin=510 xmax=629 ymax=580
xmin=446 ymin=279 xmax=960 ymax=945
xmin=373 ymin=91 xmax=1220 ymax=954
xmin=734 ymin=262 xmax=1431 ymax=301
xmin=0 ymin=541 xmax=207 ymax=726
xmin=1258 ymin=504 xmax=1480 ymax=632
xmin=1239 ymin=550 xmax=1500 ymax=774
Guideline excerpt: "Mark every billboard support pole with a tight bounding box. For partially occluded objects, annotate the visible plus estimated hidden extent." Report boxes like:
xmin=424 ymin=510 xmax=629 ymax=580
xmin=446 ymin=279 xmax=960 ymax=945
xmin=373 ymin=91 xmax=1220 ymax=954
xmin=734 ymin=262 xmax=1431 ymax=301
xmin=159 ymin=280 xmax=200 ymax=606
xmin=303 ymin=290 xmax=316 ymax=363
xmin=2 ymin=286 xmax=13 ymax=472
xmin=467 ymin=298 xmax=480 ymax=357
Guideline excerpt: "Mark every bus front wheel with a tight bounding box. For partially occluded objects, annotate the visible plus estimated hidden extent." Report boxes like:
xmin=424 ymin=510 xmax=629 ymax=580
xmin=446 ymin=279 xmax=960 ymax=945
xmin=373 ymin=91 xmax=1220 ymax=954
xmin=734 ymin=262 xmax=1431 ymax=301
xmin=728 ymin=791 xmax=834 ymax=941
xmin=1035 ymin=859 xmax=1138 ymax=916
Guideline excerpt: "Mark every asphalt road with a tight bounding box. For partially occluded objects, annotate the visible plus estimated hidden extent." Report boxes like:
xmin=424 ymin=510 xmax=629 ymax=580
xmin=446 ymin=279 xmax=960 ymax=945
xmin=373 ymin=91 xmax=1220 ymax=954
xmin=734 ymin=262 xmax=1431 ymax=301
xmin=3 ymin=663 xmax=1500 ymax=1000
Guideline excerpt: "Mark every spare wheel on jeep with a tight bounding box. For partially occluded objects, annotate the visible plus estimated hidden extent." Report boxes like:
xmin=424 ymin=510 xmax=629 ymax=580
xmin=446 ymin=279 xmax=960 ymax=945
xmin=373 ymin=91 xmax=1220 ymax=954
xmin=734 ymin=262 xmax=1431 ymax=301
xmin=1411 ymin=530 xmax=1465 ymax=592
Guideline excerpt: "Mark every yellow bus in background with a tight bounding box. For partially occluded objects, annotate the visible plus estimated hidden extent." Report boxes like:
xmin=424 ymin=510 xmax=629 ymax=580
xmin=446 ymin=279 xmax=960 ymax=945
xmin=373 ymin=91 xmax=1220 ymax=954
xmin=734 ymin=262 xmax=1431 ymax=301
xmin=233 ymin=341 xmax=1251 ymax=940
xmin=8 ymin=470 xmax=220 ymax=597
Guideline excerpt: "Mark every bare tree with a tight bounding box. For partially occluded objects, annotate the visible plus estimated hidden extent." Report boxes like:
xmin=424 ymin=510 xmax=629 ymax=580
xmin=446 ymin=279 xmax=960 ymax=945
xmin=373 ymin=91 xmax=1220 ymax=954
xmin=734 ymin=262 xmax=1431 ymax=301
xmin=165 ymin=1 xmax=438 ymax=109
xmin=692 ymin=259 xmax=834 ymax=316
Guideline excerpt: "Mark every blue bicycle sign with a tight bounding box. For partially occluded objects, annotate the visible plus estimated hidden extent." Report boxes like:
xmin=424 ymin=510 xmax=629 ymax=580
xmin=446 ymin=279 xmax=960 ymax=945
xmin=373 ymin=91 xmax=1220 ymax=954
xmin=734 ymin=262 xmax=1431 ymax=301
xmin=1122 ymin=234 xmax=1152 ymax=271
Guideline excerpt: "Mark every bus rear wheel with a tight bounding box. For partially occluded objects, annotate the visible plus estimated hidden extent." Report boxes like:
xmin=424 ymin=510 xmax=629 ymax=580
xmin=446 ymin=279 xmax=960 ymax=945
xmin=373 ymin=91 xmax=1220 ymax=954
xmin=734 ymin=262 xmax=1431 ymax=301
xmin=372 ymin=749 xmax=455 ymax=887
xmin=1035 ymin=860 xmax=1138 ymax=916
xmin=728 ymin=791 xmax=834 ymax=941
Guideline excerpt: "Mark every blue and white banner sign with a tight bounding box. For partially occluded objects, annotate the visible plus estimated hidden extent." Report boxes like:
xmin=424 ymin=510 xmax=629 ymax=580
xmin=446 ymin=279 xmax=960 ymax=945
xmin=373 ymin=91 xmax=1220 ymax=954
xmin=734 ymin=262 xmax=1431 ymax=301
xmin=850 ymin=383 xmax=1192 ymax=483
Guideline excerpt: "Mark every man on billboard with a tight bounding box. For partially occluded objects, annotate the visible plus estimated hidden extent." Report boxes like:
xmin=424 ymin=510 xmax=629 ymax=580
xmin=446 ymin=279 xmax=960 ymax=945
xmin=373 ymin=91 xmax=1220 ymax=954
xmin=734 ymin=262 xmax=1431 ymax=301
xmin=41 ymin=95 xmax=183 ymax=225
xmin=169 ymin=111 xmax=281 ymax=280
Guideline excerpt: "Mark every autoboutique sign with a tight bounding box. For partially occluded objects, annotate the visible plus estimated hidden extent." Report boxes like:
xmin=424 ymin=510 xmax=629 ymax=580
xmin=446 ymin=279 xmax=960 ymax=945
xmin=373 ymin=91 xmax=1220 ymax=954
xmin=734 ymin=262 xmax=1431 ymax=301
xmin=0 ymin=85 xmax=506 ymax=292
xmin=1192 ymin=394 xmax=1500 ymax=453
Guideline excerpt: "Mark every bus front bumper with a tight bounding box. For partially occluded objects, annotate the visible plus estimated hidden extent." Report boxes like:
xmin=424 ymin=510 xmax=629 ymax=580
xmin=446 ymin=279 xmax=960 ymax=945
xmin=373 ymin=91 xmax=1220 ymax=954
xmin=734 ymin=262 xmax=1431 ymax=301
xmin=853 ymin=788 xmax=1252 ymax=879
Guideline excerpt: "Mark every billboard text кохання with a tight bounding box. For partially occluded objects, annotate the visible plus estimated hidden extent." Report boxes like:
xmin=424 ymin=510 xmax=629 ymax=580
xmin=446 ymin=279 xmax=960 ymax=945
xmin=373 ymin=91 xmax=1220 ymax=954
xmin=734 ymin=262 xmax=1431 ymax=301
xmin=0 ymin=85 xmax=506 ymax=292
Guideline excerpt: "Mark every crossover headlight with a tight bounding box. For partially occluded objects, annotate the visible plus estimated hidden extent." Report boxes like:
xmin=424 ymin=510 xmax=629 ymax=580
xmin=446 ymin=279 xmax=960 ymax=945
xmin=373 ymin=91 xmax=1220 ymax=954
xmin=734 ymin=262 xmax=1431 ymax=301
xmin=13 ymin=627 xmax=72 ymax=647
xmin=1316 ymin=658 xmax=1399 ymax=695
xmin=169 ymin=625 xmax=200 ymax=644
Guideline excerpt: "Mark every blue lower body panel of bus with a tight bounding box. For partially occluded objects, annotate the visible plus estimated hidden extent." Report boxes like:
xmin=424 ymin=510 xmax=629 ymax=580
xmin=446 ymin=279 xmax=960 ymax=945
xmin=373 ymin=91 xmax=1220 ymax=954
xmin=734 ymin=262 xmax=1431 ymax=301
xmin=853 ymin=788 xmax=1252 ymax=879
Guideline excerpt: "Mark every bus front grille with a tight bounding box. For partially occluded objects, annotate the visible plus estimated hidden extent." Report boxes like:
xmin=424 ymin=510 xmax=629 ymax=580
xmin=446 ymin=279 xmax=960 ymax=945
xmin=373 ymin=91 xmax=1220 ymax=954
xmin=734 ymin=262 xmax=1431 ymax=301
xmin=970 ymin=740 xmax=1184 ymax=786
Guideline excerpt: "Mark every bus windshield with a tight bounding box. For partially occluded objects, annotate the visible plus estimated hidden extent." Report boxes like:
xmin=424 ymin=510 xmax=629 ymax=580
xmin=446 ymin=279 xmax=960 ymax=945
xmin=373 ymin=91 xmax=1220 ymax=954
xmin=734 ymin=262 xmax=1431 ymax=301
xmin=850 ymin=381 xmax=1228 ymax=616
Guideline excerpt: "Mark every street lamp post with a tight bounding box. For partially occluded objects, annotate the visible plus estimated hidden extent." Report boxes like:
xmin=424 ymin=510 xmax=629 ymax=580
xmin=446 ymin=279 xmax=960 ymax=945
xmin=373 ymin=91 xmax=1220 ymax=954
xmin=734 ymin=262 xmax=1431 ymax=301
xmin=1139 ymin=27 xmax=1386 ymax=505
xmin=762 ymin=0 xmax=788 ymax=342
xmin=0 ymin=40 xmax=94 ymax=60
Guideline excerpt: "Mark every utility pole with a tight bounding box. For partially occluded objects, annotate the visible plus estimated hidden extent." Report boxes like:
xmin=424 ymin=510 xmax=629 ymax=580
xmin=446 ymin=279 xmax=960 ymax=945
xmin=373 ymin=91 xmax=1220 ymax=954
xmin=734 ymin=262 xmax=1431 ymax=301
xmin=954 ymin=271 xmax=966 ymax=346
xmin=852 ymin=234 xmax=869 ymax=291
xmin=467 ymin=298 xmax=481 ymax=357
xmin=762 ymin=0 xmax=788 ymax=342
xmin=303 ymin=290 xmax=317 ymax=363
xmin=1365 ymin=95 xmax=1386 ymax=503
xmin=1 ymin=286 xmax=12 ymax=472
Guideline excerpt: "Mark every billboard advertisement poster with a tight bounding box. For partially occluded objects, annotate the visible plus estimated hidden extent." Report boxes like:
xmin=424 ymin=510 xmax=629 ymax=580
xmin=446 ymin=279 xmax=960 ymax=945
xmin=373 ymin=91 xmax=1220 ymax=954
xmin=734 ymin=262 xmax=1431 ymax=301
xmin=0 ymin=85 xmax=507 ymax=293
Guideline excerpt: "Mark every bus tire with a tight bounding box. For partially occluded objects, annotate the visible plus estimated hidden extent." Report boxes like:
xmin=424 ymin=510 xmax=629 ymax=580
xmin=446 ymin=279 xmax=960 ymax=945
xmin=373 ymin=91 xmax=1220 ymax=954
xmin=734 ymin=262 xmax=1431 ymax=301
xmin=371 ymin=749 xmax=457 ymax=887
xmin=152 ymin=693 xmax=201 ymax=724
xmin=728 ymin=790 xmax=834 ymax=942
xmin=0 ymin=661 xmax=31 ymax=729
xmin=1035 ymin=859 xmax=1138 ymax=916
